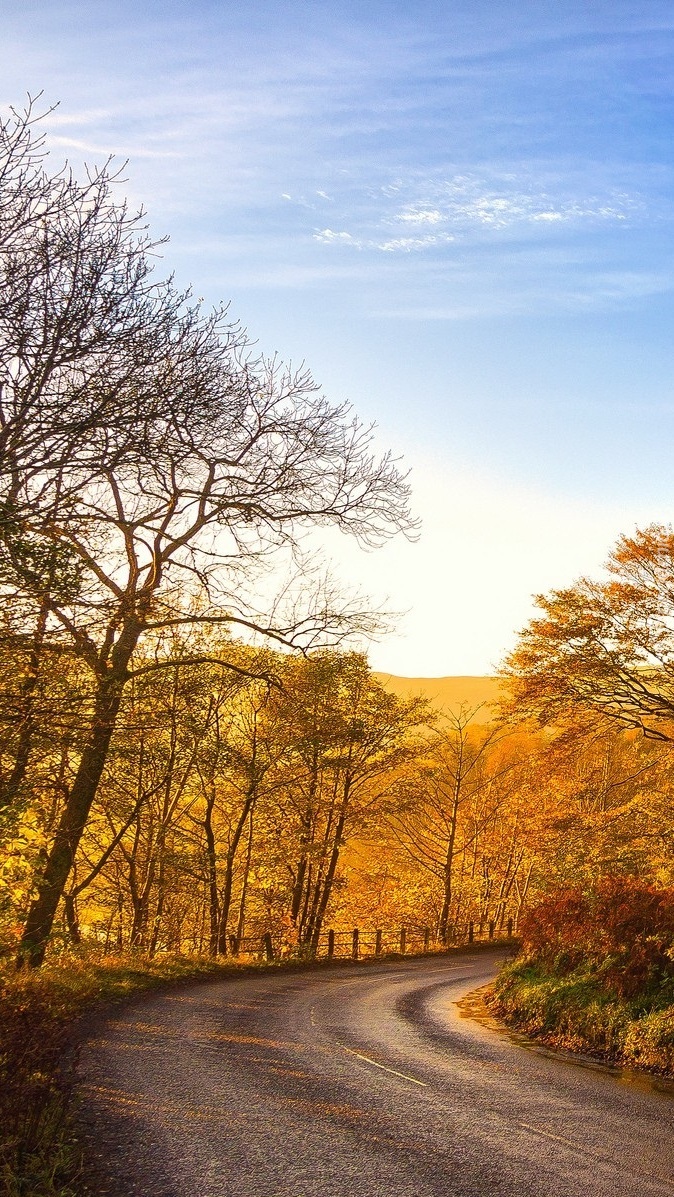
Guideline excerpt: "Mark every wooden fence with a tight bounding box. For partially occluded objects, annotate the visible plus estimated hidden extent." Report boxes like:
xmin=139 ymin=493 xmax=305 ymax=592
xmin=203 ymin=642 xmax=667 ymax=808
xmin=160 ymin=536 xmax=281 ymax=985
xmin=226 ymin=918 xmax=515 ymax=962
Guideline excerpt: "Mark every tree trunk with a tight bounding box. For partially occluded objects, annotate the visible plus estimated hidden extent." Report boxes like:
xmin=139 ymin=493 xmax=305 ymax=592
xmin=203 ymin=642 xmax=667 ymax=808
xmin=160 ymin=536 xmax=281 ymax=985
xmin=1 ymin=595 xmax=49 ymax=812
xmin=235 ymin=808 xmax=254 ymax=946
xmin=301 ymin=780 xmax=340 ymax=946
xmin=216 ymin=785 xmax=258 ymax=955
xmin=307 ymin=800 xmax=348 ymax=955
xmin=203 ymin=788 xmax=220 ymax=956
xmin=17 ymin=627 xmax=138 ymax=967
xmin=438 ymin=778 xmax=461 ymax=942
xmin=149 ymin=840 xmax=167 ymax=957
xmin=64 ymin=891 xmax=81 ymax=945
xmin=290 ymin=747 xmax=319 ymax=925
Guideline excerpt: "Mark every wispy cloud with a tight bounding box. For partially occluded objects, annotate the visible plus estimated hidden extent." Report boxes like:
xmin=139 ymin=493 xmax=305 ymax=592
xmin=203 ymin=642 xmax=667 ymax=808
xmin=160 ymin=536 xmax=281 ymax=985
xmin=48 ymin=134 xmax=181 ymax=160
xmin=376 ymin=234 xmax=455 ymax=252
xmin=396 ymin=208 xmax=445 ymax=225
xmin=308 ymin=170 xmax=643 ymax=266
xmin=314 ymin=229 xmax=355 ymax=244
xmin=5 ymin=2 xmax=669 ymax=320
xmin=313 ymin=228 xmax=456 ymax=253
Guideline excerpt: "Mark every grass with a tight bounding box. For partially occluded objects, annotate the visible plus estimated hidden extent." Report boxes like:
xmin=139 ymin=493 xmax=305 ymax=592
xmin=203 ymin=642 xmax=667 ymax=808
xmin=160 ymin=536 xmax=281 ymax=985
xmin=490 ymin=956 xmax=674 ymax=1075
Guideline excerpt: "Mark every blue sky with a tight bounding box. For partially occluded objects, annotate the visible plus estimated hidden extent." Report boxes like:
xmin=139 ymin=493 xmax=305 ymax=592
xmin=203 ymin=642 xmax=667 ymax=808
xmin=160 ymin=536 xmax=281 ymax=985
xmin=4 ymin=1 xmax=674 ymax=673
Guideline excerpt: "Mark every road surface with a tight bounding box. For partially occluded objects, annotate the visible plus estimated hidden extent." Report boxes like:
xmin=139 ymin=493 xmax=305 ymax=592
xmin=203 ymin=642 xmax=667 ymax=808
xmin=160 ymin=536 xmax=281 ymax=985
xmin=78 ymin=949 xmax=674 ymax=1196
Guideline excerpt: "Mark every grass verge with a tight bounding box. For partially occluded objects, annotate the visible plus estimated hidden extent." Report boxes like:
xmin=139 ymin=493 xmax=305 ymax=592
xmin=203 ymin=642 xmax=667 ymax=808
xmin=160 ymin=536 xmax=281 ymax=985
xmin=490 ymin=956 xmax=674 ymax=1076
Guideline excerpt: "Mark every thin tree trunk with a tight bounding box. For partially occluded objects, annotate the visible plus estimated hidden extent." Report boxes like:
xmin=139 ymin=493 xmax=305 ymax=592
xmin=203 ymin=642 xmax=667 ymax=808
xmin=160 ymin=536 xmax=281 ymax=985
xmin=149 ymin=839 xmax=167 ymax=957
xmin=64 ymin=892 xmax=81 ymax=945
xmin=1 ymin=595 xmax=49 ymax=812
xmin=204 ymin=788 xmax=220 ymax=956
xmin=236 ymin=808 xmax=254 ymax=946
xmin=290 ymin=748 xmax=319 ymax=925
xmin=302 ymin=776 xmax=340 ymax=946
xmin=308 ymin=796 xmax=349 ymax=954
xmin=438 ymin=776 xmax=461 ymax=942
xmin=216 ymin=785 xmax=258 ymax=955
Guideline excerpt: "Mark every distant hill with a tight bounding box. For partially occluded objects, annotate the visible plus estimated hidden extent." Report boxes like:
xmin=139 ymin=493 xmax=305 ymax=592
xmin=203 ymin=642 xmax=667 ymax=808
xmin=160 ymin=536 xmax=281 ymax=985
xmin=374 ymin=674 xmax=503 ymax=723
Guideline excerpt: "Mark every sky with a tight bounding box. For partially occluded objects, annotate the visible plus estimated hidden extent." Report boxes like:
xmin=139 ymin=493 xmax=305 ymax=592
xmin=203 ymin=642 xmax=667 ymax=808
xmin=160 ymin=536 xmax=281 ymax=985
xmin=4 ymin=0 xmax=674 ymax=675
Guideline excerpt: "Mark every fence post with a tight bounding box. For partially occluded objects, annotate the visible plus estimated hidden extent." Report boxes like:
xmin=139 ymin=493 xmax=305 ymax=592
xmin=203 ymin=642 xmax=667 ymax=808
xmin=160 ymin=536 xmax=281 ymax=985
xmin=400 ymin=926 xmax=406 ymax=955
xmin=423 ymin=927 xmax=430 ymax=952
xmin=507 ymin=917 xmax=513 ymax=939
xmin=375 ymin=929 xmax=383 ymax=956
xmin=229 ymin=934 xmax=239 ymax=956
xmin=489 ymin=920 xmax=495 ymax=940
xmin=352 ymin=928 xmax=359 ymax=960
xmin=263 ymin=931 xmax=274 ymax=961
xmin=328 ymin=929 xmax=335 ymax=959
xmin=468 ymin=922 xmax=474 ymax=944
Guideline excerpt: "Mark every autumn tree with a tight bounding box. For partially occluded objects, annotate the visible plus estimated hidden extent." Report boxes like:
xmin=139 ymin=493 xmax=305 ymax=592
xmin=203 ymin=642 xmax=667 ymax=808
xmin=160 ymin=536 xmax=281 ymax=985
xmin=504 ymin=525 xmax=674 ymax=742
xmin=264 ymin=652 xmax=430 ymax=953
xmin=188 ymin=660 xmax=278 ymax=956
xmin=387 ymin=709 xmax=532 ymax=937
xmin=0 ymin=95 xmax=209 ymax=821
xmin=501 ymin=524 xmax=674 ymax=905
xmin=523 ymin=722 xmax=667 ymax=889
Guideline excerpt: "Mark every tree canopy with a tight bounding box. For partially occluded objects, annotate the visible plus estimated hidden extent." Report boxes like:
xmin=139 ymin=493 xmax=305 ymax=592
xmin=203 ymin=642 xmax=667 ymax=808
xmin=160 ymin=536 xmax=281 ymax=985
xmin=504 ymin=525 xmax=674 ymax=742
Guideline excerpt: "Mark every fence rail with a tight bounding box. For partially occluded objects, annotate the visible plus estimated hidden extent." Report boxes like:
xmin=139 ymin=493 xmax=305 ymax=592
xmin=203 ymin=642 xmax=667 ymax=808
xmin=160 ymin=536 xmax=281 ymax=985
xmin=225 ymin=918 xmax=515 ymax=962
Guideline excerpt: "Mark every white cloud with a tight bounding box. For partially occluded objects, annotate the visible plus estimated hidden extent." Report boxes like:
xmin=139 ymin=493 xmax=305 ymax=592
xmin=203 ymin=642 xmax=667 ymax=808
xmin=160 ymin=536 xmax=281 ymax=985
xmin=313 ymin=228 xmax=456 ymax=254
xmin=396 ymin=207 xmax=445 ymax=225
xmin=386 ymin=175 xmax=643 ymax=234
xmin=307 ymin=171 xmax=645 ymax=279
xmin=47 ymin=134 xmax=181 ymax=160
xmin=375 ymin=233 xmax=454 ymax=252
xmin=44 ymin=107 xmax=116 ymax=127
xmin=313 ymin=228 xmax=356 ymax=244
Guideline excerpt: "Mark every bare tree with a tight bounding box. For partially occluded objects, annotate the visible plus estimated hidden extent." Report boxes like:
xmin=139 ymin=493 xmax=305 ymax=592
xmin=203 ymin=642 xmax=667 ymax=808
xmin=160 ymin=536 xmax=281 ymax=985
xmin=0 ymin=95 xmax=221 ymax=812
xmin=2 ymin=104 xmax=416 ymax=965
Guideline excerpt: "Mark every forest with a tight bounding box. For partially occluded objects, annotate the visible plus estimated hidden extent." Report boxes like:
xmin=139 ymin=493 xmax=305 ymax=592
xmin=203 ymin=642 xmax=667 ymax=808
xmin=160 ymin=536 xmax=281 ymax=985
xmin=5 ymin=618 xmax=674 ymax=968
xmin=4 ymin=2 xmax=674 ymax=1183
xmin=1 ymin=101 xmax=674 ymax=975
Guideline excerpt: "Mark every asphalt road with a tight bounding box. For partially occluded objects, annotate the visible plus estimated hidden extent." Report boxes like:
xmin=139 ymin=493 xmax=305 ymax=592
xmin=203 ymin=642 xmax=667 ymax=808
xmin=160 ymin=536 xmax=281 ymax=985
xmin=78 ymin=949 xmax=674 ymax=1197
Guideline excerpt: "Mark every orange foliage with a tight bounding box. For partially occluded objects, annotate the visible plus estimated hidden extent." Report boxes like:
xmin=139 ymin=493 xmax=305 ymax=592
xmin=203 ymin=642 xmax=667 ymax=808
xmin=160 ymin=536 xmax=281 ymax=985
xmin=520 ymin=877 xmax=674 ymax=997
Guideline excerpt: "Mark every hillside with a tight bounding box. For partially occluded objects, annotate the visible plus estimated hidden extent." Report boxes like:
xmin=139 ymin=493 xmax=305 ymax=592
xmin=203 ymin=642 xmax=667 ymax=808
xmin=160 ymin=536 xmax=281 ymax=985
xmin=375 ymin=674 xmax=502 ymax=723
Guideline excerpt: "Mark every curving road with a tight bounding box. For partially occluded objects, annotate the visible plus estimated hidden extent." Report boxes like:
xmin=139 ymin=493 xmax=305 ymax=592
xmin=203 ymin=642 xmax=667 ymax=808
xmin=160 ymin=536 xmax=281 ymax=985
xmin=78 ymin=949 xmax=674 ymax=1197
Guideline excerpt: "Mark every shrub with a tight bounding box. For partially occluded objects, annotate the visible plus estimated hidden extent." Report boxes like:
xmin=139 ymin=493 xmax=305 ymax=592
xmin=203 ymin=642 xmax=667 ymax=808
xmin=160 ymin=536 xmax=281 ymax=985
xmin=518 ymin=886 xmax=590 ymax=968
xmin=519 ymin=876 xmax=674 ymax=999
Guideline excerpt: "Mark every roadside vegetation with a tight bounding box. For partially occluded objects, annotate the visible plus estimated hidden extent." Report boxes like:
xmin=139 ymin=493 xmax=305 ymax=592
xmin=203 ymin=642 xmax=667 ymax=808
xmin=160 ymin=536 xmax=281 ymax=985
xmin=491 ymin=878 xmax=674 ymax=1075
xmin=491 ymin=522 xmax=674 ymax=1077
